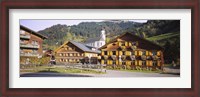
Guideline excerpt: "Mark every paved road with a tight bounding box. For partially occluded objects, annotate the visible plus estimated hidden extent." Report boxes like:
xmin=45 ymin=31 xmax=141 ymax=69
xmin=20 ymin=69 xmax=179 ymax=77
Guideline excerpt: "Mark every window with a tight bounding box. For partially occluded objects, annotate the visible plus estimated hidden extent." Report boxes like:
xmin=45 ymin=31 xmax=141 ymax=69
xmin=32 ymin=40 xmax=38 ymax=45
xmin=122 ymin=62 xmax=126 ymax=65
xmin=60 ymin=53 xmax=62 ymax=56
xmin=20 ymin=30 xmax=25 ymax=35
xmin=152 ymin=51 xmax=157 ymax=56
xmin=131 ymin=61 xmax=135 ymax=65
xmin=132 ymin=42 xmax=137 ymax=46
xmin=33 ymin=50 xmax=37 ymax=53
xmin=122 ymin=51 xmax=126 ymax=55
xmin=121 ymin=42 xmax=125 ymax=46
xmin=70 ymin=53 xmax=73 ymax=56
xmin=104 ymin=51 xmax=107 ymax=55
xmin=153 ymin=61 xmax=157 ymax=66
xmin=142 ymin=61 xmax=146 ymax=66
xmin=113 ymin=51 xmax=116 ymax=55
xmin=104 ymin=60 xmax=107 ymax=64
xmin=142 ymin=51 xmax=146 ymax=55
xmin=113 ymin=61 xmax=116 ymax=65
xmin=132 ymin=51 xmax=135 ymax=55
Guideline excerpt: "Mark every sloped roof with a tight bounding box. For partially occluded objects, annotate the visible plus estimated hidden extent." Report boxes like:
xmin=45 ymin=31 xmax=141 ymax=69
xmin=20 ymin=25 xmax=48 ymax=39
xmin=55 ymin=41 xmax=100 ymax=54
xmin=100 ymin=32 xmax=164 ymax=51
xmin=85 ymin=37 xmax=101 ymax=43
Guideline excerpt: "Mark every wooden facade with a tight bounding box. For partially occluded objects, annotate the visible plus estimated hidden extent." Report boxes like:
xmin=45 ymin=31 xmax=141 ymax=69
xmin=100 ymin=32 xmax=164 ymax=70
xmin=20 ymin=25 xmax=47 ymax=58
xmin=54 ymin=41 xmax=100 ymax=64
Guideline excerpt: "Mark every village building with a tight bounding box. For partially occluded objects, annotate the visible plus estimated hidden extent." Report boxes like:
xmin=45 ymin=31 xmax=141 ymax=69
xmin=84 ymin=29 xmax=106 ymax=49
xmin=54 ymin=41 xmax=101 ymax=64
xmin=20 ymin=25 xmax=47 ymax=59
xmin=99 ymin=32 xmax=164 ymax=70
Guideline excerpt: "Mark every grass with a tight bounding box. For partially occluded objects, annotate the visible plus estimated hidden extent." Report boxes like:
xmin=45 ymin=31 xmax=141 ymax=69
xmin=107 ymin=68 xmax=162 ymax=73
xmin=20 ymin=66 xmax=105 ymax=74
xmin=106 ymin=66 xmax=162 ymax=73
xmin=146 ymin=32 xmax=180 ymax=41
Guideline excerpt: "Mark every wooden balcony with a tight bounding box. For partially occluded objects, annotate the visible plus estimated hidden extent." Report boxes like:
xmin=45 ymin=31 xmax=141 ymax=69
xmin=20 ymin=35 xmax=30 ymax=39
xmin=20 ymin=44 xmax=39 ymax=49
xmin=20 ymin=52 xmax=39 ymax=57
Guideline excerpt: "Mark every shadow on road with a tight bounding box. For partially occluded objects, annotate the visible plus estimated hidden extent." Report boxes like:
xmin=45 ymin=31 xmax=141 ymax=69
xmin=20 ymin=72 xmax=93 ymax=77
xmin=160 ymin=72 xmax=180 ymax=75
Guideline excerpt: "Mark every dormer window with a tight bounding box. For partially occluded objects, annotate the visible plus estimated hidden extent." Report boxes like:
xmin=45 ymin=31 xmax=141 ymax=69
xmin=92 ymin=48 xmax=96 ymax=51
xmin=132 ymin=42 xmax=137 ymax=46
xmin=112 ymin=43 xmax=116 ymax=45
xmin=152 ymin=51 xmax=157 ymax=56
xmin=121 ymin=42 xmax=125 ymax=46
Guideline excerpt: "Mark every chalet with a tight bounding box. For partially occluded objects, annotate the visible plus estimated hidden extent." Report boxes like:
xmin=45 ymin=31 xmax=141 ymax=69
xmin=85 ymin=29 xmax=106 ymax=49
xmin=20 ymin=25 xmax=47 ymax=58
xmin=54 ymin=41 xmax=101 ymax=64
xmin=100 ymin=32 xmax=164 ymax=70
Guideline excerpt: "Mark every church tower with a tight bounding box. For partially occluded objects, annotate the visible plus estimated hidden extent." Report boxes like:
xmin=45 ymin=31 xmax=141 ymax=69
xmin=100 ymin=28 xmax=106 ymax=41
xmin=98 ymin=28 xmax=106 ymax=48
xmin=84 ymin=28 xmax=106 ymax=48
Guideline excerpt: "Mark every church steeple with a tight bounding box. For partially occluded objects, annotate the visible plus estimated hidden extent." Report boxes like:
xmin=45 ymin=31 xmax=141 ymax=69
xmin=100 ymin=28 xmax=106 ymax=41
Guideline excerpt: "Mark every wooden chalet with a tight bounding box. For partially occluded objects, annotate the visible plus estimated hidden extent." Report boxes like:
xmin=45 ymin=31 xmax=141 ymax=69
xmin=20 ymin=25 xmax=47 ymax=58
xmin=100 ymin=32 xmax=164 ymax=70
xmin=54 ymin=41 xmax=101 ymax=64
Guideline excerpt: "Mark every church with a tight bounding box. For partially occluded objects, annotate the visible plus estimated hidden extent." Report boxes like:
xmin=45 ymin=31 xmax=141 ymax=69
xmin=84 ymin=29 xmax=106 ymax=49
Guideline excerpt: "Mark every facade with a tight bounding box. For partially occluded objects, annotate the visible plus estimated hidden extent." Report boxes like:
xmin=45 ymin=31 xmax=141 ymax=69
xmin=54 ymin=41 xmax=101 ymax=64
xmin=20 ymin=25 xmax=47 ymax=58
xmin=85 ymin=29 xmax=106 ymax=49
xmin=100 ymin=32 xmax=164 ymax=70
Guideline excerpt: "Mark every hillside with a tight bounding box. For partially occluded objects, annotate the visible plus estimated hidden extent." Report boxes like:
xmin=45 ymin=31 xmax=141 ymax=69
xmin=38 ymin=20 xmax=180 ymax=64
xmin=39 ymin=20 xmax=179 ymax=48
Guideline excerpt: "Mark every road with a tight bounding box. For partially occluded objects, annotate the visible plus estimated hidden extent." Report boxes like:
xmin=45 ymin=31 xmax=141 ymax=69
xmin=20 ymin=69 xmax=179 ymax=77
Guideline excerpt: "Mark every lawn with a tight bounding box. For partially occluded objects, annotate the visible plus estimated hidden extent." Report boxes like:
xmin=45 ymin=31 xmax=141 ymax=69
xmin=20 ymin=65 xmax=105 ymax=74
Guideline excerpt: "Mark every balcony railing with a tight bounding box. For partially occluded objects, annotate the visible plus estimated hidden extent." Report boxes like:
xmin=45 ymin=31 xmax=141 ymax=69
xmin=20 ymin=35 xmax=31 ymax=39
xmin=20 ymin=53 xmax=39 ymax=57
xmin=20 ymin=44 xmax=39 ymax=49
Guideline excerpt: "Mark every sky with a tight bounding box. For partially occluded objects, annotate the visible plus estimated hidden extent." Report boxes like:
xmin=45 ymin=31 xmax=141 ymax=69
xmin=20 ymin=20 xmax=148 ymax=32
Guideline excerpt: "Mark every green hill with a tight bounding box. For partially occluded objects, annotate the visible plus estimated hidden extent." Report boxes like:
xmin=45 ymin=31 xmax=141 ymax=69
xmin=147 ymin=32 xmax=179 ymax=41
xmin=38 ymin=20 xmax=180 ymax=64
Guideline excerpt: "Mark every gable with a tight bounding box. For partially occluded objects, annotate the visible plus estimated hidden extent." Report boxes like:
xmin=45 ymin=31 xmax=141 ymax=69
xmin=56 ymin=42 xmax=84 ymax=53
xmin=100 ymin=32 xmax=163 ymax=51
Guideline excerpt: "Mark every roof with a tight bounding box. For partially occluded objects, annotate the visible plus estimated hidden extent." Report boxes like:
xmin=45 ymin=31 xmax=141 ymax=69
xmin=20 ymin=25 xmax=48 ymax=39
xmin=100 ymin=32 xmax=164 ymax=50
xmin=55 ymin=41 xmax=101 ymax=54
xmin=85 ymin=37 xmax=101 ymax=43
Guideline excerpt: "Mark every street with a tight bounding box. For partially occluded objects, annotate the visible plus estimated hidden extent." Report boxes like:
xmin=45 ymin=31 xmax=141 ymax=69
xmin=20 ymin=69 xmax=180 ymax=77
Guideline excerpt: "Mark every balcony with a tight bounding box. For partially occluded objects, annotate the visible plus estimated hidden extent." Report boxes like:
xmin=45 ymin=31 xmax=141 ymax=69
xmin=20 ymin=52 xmax=39 ymax=57
xmin=20 ymin=44 xmax=40 ymax=49
xmin=20 ymin=35 xmax=30 ymax=39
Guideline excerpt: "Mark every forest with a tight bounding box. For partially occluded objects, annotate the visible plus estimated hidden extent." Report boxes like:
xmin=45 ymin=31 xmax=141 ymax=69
xmin=38 ymin=20 xmax=180 ymax=64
